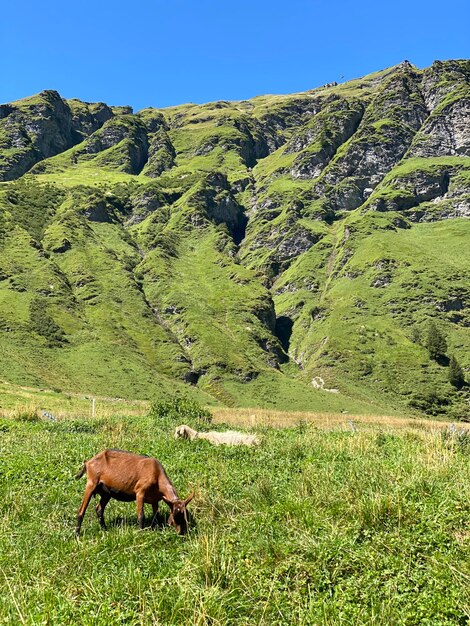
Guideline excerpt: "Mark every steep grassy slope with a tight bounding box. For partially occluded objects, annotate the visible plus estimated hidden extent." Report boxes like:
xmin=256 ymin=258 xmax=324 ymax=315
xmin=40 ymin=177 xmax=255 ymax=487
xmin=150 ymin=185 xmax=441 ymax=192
xmin=0 ymin=412 xmax=469 ymax=624
xmin=0 ymin=59 xmax=469 ymax=416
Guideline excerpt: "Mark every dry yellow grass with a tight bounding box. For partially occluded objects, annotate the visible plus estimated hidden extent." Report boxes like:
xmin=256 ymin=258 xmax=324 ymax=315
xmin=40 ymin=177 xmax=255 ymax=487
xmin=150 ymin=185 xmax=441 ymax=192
xmin=211 ymin=406 xmax=470 ymax=433
xmin=1 ymin=379 xmax=469 ymax=433
xmin=0 ymin=379 xmax=147 ymax=421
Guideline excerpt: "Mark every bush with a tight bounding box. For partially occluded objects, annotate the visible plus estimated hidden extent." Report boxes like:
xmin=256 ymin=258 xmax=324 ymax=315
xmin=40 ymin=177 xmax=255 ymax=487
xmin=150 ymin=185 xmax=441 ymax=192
xmin=148 ymin=398 xmax=212 ymax=426
xmin=408 ymin=390 xmax=449 ymax=415
xmin=29 ymin=298 xmax=66 ymax=347
xmin=425 ymin=321 xmax=447 ymax=361
xmin=409 ymin=326 xmax=421 ymax=344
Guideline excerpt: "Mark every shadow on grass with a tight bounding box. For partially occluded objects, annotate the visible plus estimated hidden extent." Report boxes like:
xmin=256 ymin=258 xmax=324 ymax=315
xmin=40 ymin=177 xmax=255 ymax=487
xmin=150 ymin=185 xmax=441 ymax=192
xmin=107 ymin=513 xmax=167 ymax=530
xmin=106 ymin=510 xmax=198 ymax=532
xmin=436 ymin=354 xmax=450 ymax=367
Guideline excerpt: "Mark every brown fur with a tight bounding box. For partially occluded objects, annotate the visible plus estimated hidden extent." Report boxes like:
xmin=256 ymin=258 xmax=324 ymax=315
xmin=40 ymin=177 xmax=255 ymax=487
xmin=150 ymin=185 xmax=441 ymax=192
xmin=75 ymin=449 xmax=193 ymax=536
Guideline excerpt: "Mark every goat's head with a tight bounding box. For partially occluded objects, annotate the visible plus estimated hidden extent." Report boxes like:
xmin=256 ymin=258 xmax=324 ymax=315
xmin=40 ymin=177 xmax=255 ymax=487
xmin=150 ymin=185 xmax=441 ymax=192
xmin=174 ymin=425 xmax=187 ymax=439
xmin=174 ymin=425 xmax=197 ymax=440
xmin=168 ymin=492 xmax=194 ymax=534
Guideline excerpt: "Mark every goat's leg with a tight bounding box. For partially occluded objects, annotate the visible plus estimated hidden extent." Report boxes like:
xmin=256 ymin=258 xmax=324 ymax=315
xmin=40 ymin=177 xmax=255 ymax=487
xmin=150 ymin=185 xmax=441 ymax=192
xmin=76 ymin=480 xmax=96 ymax=536
xmin=151 ymin=501 xmax=160 ymax=528
xmin=136 ymin=492 xmax=145 ymax=529
xmin=95 ymin=494 xmax=110 ymax=529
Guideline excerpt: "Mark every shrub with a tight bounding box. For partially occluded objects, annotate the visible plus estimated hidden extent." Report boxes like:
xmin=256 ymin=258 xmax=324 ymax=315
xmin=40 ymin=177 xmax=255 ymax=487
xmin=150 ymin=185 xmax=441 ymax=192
xmin=408 ymin=390 xmax=449 ymax=415
xmin=425 ymin=321 xmax=447 ymax=361
xmin=409 ymin=326 xmax=421 ymax=344
xmin=148 ymin=397 xmax=212 ymax=426
xmin=29 ymin=298 xmax=66 ymax=347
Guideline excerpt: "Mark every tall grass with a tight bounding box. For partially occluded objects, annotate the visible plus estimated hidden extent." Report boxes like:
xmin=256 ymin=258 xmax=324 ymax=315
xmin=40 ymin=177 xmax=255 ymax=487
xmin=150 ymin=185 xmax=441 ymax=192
xmin=0 ymin=413 xmax=469 ymax=624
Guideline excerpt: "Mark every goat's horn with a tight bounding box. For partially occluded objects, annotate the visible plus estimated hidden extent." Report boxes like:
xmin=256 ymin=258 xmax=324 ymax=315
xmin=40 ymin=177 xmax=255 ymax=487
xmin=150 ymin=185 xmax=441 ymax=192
xmin=184 ymin=491 xmax=194 ymax=505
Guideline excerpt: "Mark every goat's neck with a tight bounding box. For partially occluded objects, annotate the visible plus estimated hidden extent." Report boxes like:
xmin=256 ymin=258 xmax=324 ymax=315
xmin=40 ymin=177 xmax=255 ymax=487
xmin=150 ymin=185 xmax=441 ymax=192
xmin=160 ymin=475 xmax=180 ymax=505
xmin=185 ymin=426 xmax=198 ymax=440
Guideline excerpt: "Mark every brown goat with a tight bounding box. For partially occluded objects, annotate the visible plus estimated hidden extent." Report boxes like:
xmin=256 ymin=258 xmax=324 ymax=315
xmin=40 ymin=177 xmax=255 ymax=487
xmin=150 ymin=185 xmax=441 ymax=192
xmin=75 ymin=449 xmax=193 ymax=536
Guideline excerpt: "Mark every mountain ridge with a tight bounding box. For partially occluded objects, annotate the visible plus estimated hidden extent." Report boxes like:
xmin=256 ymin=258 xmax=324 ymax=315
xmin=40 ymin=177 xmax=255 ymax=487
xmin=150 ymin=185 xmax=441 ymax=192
xmin=0 ymin=59 xmax=469 ymax=417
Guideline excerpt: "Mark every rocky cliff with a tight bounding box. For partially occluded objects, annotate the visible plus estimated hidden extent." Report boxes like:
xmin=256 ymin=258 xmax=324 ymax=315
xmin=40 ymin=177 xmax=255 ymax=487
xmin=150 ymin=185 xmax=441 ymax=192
xmin=0 ymin=59 xmax=469 ymax=416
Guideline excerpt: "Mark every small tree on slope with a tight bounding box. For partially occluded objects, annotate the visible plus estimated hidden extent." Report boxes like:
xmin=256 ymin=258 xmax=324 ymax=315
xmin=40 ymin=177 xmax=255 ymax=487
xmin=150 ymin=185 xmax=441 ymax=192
xmin=426 ymin=321 xmax=447 ymax=361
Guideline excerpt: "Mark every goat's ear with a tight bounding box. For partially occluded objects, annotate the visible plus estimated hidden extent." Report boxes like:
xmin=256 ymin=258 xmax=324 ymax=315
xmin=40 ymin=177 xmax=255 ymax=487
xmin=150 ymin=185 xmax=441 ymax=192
xmin=184 ymin=491 xmax=194 ymax=506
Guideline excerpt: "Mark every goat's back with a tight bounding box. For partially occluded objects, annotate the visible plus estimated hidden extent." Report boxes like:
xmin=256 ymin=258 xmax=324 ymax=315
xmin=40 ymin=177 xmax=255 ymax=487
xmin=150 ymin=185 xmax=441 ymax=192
xmin=86 ymin=449 xmax=163 ymax=491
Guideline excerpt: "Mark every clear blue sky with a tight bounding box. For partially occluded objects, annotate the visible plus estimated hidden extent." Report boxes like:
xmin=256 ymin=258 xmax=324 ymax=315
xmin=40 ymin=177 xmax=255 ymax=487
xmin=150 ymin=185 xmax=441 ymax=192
xmin=1 ymin=0 xmax=468 ymax=111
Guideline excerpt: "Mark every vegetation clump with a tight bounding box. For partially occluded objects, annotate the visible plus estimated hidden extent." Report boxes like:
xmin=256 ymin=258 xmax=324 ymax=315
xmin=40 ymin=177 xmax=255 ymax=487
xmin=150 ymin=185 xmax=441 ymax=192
xmin=11 ymin=403 xmax=40 ymax=422
xmin=29 ymin=298 xmax=66 ymax=347
xmin=148 ymin=397 xmax=213 ymax=425
xmin=425 ymin=320 xmax=447 ymax=362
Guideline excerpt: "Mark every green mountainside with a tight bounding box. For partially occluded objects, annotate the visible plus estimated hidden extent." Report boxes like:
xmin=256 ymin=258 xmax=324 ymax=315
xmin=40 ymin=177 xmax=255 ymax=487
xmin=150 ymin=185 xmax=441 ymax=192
xmin=1 ymin=60 xmax=469 ymax=416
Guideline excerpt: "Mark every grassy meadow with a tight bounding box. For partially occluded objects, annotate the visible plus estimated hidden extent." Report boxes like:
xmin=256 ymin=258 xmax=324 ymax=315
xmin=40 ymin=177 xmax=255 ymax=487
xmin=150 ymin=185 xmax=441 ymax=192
xmin=0 ymin=394 xmax=469 ymax=625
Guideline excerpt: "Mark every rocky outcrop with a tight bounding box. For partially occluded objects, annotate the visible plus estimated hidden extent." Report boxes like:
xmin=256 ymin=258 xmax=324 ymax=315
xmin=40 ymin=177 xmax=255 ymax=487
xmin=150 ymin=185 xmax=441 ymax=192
xmin=286 ymin=97 xmax=364 ymax=179
xmin=408 ymin=96 xmax=470 ymax=158
xmin=183 ymin=172 xmax=247 ymax=241
xmin=366 ymin=159 xmax=470 ymax=221
xmin=67 ymin=99 xmax=115 ymax=140
xmin=419 ymin=59 xmax=470 ymax=112
xmin=368 ymin=168 xmax=450 ymax=212
xmin=142 ymin=128 xmax=176 ymax=177
xmin=0 ymin=91 xmax=74 ymax=180
xmin=310 ymin=67 xmax=429 ymax=212
xmin=0 ymin=91 xmax=117 ymax=181
xmin=138 ymin=109 xmax=168 ymax=134
xmin=74 ymin=116 xmax=149 ymax=174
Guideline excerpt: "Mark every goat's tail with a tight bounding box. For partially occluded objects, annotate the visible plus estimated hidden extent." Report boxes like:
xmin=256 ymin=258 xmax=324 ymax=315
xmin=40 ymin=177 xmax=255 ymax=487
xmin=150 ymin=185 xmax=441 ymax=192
xmin=75 ymin=463 xmax=86 ymax=480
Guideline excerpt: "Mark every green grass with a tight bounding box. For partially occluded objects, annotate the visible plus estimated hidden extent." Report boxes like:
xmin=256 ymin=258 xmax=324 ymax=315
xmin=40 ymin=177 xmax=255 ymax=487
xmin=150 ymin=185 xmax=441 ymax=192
xmin=270 ymin=212 xmax=470 ymax=419
xmin=29 ymin=167 xmax=140 ymax=188
xmin=1 ymin=62 xmax=469 ymax=418
xmin=0 ymin=412 xmax=468 ymax=624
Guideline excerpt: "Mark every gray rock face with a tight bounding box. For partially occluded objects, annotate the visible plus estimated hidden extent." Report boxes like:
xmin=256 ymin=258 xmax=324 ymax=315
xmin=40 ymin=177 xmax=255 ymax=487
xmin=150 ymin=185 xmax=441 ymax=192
xmin=267 ymin=225 xmax=320 ymax=271
xmin=142 ymin=128 xmax=176 ymax=177
xmin=238 ymin=123 xmax=271 ymax=167
xmin=75 ymin=116 xmax=149 ymax=174
xmin=420 ymin=60 xmax=470 ymax=112
xmin=0 ymin=91 xmax=74 ymax=180
xmin=138 ymin=109 xmax=168 ymax=134
xmin=67 ymin=99 xmax=114 ymax=140
xmin=189 ymin=115 xmax=272 ymax=168
xmin=311 ymin=69 xmax=429 ymax=211
xmin=288 ymin=97 xmax=364 ymax=180
xmin=369 ymin=169 xmax=451 ymax=213
xmin=256 ymin=97 xmax=323 ymax=139
xmin=409 ymin=98 xmax=470 ymax=157
xmin=128 ymin=188 xmax=164 ymax=225
xmin=367 ymin=157 xmax=470 ymax=222
xmin=0 ymin=91 xmax=116 ymax=181
xmin=194 ymin=173 xmax=247 ymax=239
xmin=241 ymin=200 xmax=321 ymax=275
